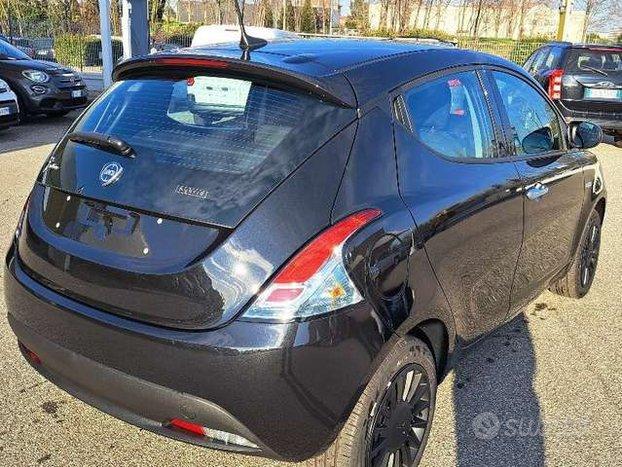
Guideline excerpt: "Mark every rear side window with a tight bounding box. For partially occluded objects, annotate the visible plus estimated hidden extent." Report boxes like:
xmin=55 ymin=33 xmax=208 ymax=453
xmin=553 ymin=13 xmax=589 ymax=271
xmin=567 ymin=48 xmax=622 ymax=73
xmin=530 ymin=48 xmax=550 ymax=73
xmin=545 ymin=47 xmax=564 ymax=69
xmin=492 ymin=71 xmax=562 ymax=156
xmin=43 ymin=76 xmax=354 ymax=227
xmin=404 ymin=71 xmax=496 ymax=159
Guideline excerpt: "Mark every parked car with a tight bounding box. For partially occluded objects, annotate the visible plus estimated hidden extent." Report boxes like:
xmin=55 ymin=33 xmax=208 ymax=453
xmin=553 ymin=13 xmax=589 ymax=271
xmin=12 ymin=37 xmax=56 ymax=62
xmin=0 ymin=77 xmax=19 ymax=129
xmin=0 ymin=38 xmax=87 ymax=118
xmin=191 ymin=24 xmax=298 ymax=47
xmin=5 ymin=39 xmax=606 ymax=466
xmin=524 ymin=42 xmax=622 ymax=145
xmin=9 ymin=36 xmax=36 ymax=58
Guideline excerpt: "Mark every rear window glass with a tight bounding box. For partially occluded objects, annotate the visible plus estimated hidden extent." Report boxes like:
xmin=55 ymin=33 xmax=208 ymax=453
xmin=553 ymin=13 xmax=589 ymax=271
xmin=42 ymin=76 xmax=354 ymax=226
xmin=568 ymin=49 xmax=622 ymax=73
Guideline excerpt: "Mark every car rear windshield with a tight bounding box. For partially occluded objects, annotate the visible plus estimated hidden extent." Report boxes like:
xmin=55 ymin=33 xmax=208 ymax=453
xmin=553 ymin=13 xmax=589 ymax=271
xmin=43 ymin=75 xmax=355 ymax=227
xmin=567 ymin=48 xmax=622 ymax=74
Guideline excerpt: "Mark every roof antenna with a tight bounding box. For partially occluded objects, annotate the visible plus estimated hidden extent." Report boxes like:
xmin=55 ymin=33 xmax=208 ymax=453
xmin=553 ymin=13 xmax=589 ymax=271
xmin=233 ymin=0 xmax=267 ymax=60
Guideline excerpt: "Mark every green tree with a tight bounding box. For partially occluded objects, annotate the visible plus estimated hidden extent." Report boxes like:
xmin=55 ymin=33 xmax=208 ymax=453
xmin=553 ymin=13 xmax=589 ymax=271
xmin=263 ymin=0 xmax=274 ymax=28
xmin=300 ymin=0 xmax=315 ymax=33
xmin=284 ymin=0 xmax=295 ymax=31
xmin=150 ymin=0 xmax=168 ymax=23
xmin=349 ymin=0 xmax=369 ymax=31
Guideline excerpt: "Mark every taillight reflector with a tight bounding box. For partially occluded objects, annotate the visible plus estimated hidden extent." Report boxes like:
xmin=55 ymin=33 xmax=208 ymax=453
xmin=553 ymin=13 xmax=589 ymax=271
xmin=169 ymin=418 xmax=205 ymax=437
xmin=548 ymin=69 xmax=564 ymax=100
xmin=167 ymin=419 xmax=259 ymax=448
xmin=273 ymin=209 xmax=382 ymax=284
xmin=19 ymin=342 xmax=42 ymax=365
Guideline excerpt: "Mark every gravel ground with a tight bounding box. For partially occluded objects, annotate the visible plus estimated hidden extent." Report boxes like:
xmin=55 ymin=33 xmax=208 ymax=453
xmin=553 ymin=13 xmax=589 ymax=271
xmin=1 ymin=114 xmax=621 ymax=466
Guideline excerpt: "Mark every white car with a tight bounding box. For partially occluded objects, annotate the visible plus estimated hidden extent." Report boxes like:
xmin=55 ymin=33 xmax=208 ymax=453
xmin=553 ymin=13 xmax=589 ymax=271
xmin=0 ymin=78 xmax=19 ymax=129
xmin=185 ymin=26 xmax=299 ymax=113
xmin=190 ymin=25 xmax=298 ymax=48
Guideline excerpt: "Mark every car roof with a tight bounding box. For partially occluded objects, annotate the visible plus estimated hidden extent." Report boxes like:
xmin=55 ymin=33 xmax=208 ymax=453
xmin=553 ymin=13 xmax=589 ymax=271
xmin=544 ymin=41 xmax=622 ymax=49
xmin=118 ymin=38 xmax=522 ymax=107
xmin=189 ymin=38 xmax=448 ymax=74
xmin=183 ymin=39 xmax=520 ymax=104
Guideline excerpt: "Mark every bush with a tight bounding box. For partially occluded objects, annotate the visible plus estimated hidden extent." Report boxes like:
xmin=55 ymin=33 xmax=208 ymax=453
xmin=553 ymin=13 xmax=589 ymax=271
xmin=54 ymin=35 xmax=86 ymax=69
xmin=151 ymin=21 xmax=199 ymax=47
xmin=55 ymin=34 xmax=123 ymax=69
xmin=366 ymin=28 xmax=453 ymax=42
xmin=455 ymin=37 xmax=547 ymax=64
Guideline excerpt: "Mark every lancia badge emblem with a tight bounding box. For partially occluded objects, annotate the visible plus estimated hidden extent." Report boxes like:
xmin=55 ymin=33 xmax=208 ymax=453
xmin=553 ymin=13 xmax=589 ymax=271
xmin=100 ymin=162 xmax=123 ymax=187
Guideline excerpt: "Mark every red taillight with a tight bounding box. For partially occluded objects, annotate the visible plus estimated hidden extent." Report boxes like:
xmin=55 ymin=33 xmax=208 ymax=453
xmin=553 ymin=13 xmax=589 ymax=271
xmin=154 ymin=57 xmax=229 ymax=69
xmin=19 ymin=343 xmax=42 ymax=365
xmin=273 ymin=209 xmax=382 ymax=284
xmin=548 ymin=69 xmax=564 ymax=100
xmin=169 ymin=418 xmax=205 ymax=437
xmin=243 ymin=209 xmax=382 ymax=320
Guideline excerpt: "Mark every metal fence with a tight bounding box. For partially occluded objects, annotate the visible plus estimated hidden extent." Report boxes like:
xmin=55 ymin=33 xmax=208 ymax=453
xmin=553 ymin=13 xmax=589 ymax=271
xmin=456 ymin=38 xmax=548 ymax=64
xmin=0 ymin=23 xmax=612 ymax=76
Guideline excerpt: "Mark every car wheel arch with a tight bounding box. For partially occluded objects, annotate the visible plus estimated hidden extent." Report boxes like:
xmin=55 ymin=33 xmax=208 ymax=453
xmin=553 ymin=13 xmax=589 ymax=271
xmin=595 ymin=197 xmax=606 ymax=222
xmin=404 ymin=318 xmax=451 ymax=382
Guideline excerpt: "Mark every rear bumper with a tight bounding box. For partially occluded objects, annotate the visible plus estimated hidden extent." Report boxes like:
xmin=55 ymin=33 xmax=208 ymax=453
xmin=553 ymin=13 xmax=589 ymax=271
xmin=556 ymin=101 xmax=622 ymax=134
xmin=0 ymin=100 xmax=19 ymax=128
xmin=10 ymin=316 xmax=268 ymax=457
xmin=4 ymin=246 xmax=388 ymax=461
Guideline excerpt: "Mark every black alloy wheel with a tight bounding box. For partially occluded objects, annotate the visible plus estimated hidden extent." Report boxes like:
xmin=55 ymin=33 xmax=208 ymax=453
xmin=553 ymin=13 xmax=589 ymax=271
xmin=366 ymin=363 xmax=432 ymax=467
xmin=580 ymin=220 xmax=600 ymax=289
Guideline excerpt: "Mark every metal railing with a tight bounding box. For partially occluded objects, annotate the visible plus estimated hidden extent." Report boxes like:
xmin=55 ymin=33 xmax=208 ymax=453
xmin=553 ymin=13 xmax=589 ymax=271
xmin=8 ymin=24 xmax=615 ymax=74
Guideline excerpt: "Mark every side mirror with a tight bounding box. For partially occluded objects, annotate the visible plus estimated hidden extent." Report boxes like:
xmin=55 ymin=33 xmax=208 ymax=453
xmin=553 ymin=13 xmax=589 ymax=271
xmin=522 ymin=126 xmax=554 ymax=154
xmin=569 ymin=121 xmax=602 ymax=149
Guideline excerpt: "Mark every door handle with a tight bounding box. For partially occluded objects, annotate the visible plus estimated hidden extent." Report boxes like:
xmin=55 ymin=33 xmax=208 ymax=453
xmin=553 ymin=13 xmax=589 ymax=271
xmin=526 ymin=183 xmax=549 ymax=201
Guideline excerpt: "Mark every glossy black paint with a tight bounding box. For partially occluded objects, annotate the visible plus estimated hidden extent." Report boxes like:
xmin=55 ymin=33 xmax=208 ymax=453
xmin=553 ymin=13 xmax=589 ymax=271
xmin=5 ymin=251 xmax=388 ymax=461
xmin=4 ymin=39 xmax=607 ymax=461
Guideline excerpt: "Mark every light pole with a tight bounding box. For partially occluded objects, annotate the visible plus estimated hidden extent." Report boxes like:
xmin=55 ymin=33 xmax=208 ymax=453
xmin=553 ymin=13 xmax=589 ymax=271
xmin=121 ymin=0 xmax=149 ymax=59
xmin=98 ymin=0 xmax=114 ymax=88
xmin=556 ymin=0 xmax=573 ymax=41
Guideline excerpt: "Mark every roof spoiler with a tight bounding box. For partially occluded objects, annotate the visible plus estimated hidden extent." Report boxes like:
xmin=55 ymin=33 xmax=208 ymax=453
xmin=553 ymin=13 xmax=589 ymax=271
xmin=112 ymin=54 xmax=356 ymax=108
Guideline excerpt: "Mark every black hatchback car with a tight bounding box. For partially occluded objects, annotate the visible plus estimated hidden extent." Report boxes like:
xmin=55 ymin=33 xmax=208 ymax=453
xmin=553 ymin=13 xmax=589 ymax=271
xmin=0 ymin=38 xmax=87 ymax=118
xmin=524 ymin=42 xmax=622 ymax=144
xmin=5 ymin=40 xmax=606 ymax=466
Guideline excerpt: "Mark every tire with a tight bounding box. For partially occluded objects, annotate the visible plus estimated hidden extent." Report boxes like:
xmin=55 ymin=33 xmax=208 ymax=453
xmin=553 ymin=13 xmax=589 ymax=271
xmin=16 ymin=94 xmax=31 ymax=123
xmin=549 ymin=209 xmax=602 ymax=299
xmin=305 ymin=336 xmax=437 ymax=467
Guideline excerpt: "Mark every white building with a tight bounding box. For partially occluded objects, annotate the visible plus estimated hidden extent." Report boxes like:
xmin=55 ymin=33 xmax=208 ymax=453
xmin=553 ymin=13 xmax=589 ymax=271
xmin=368 ymin=3 xmax=586 ymax=41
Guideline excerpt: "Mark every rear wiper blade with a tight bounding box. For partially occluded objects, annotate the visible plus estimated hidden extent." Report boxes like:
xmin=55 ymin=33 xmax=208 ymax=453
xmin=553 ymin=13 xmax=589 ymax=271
xmin=578 ymin=65 xmax=608 ymax=77
xmin=67 ymin=131 xmax=135 ymax=158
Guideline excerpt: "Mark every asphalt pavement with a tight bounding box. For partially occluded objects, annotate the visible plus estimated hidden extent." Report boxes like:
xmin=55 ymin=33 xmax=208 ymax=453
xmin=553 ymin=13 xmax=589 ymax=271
xmin=1 ymin=114 xmax=621 ymax=466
